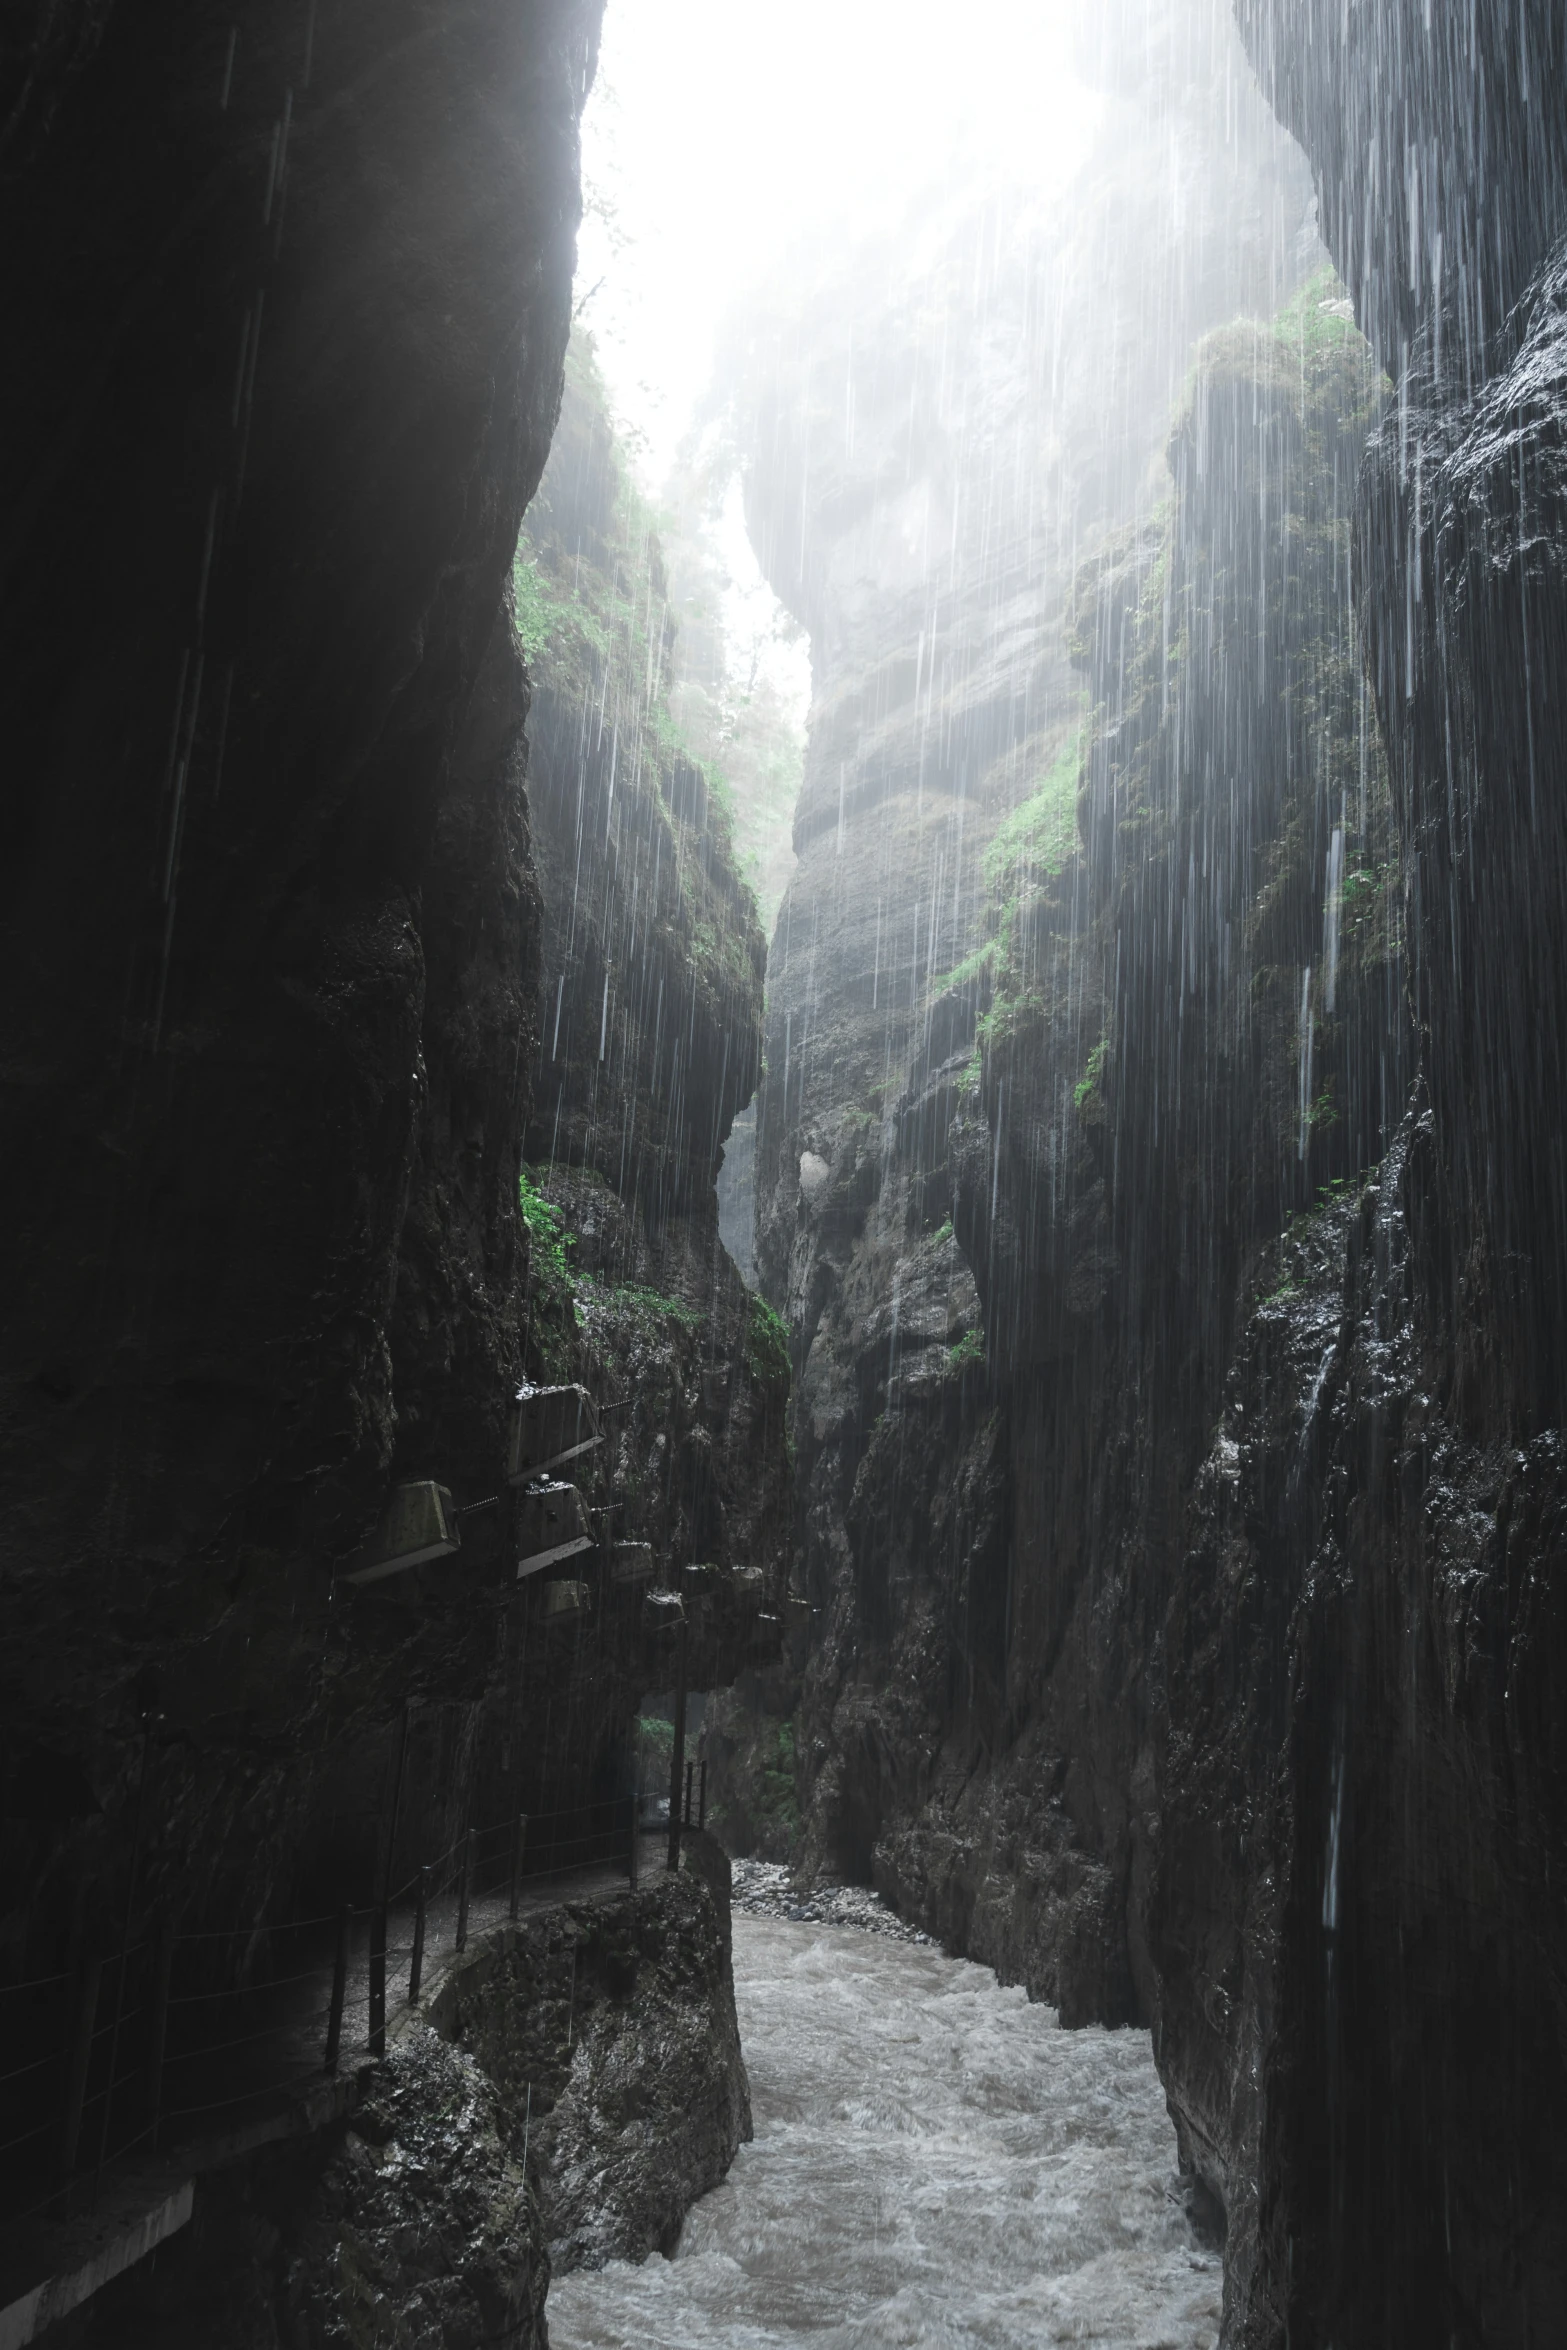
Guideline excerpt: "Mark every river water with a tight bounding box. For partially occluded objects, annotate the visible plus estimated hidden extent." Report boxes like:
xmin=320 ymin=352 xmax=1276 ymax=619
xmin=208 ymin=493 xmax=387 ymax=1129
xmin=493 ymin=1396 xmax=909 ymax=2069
xmin=547 ymin=1913 xmax=1221 ymax=2349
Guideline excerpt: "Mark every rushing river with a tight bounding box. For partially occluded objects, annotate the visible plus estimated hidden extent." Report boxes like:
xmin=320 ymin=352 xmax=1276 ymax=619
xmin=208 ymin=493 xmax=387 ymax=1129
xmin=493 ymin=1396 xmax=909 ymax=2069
xmin=547 ymin=1912 xmax=1221 ymax=2349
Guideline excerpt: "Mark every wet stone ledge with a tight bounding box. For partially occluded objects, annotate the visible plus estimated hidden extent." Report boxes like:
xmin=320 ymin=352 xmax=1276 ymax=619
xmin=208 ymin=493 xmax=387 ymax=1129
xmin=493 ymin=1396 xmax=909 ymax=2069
xmin=53 ymin=1840 xmax=748 ymax=2346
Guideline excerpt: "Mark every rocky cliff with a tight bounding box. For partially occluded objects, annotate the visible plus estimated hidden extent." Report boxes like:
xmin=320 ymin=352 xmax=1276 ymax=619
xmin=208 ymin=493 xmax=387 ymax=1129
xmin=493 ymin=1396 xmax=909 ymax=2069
xmin=722 ymin=0 xmax=1567 ymax=2340
xmin=0 ymin=1 xmax=782 ymax=2319
xmin=511 ymin=339 xmax=792 ymax=1678
xmin=1142 ymin=3 xmax=1567 ymax=2338
xmin=721 ymin=0 xmax=1322 ymax=1971
xmin=1 ymin=0 xmax=600 ymax=1977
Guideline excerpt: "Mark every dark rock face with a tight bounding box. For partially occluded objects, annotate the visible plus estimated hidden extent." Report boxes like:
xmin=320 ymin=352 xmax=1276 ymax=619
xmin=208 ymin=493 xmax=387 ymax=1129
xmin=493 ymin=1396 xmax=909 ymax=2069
xmin=1153 ymin=1120 xmax=1567 ymax=2345
xmin=1236 ymin=5 xmax=1567 ymax=1413
xmin=1235 ymin=0 xmax=1567 ymax=362
xmin=891 ymin=289 xmax=1405 ymax=2077
xmin=0 ymin=9 xmax=779 ymax=2315
xmin=721 ymin=0 xmax=1567 ymax=2319
xmin=1129 ymin=4 xmax=1567 ymax=2336
xmin=288 ymin=2031 xmax=548 ymax=2350
xmin=0 ymin=0 xmax=603 ymax=1967
xmin=71 ymin=1851 xmax=748 ymax=2340
xmin=1359 ymin=245 xmax=1567 ymax=1414
xmin=535 ymin=1836 xmax=751 ymax=2269
xmin=62 ymin=2031 xmax=550 ymax=2350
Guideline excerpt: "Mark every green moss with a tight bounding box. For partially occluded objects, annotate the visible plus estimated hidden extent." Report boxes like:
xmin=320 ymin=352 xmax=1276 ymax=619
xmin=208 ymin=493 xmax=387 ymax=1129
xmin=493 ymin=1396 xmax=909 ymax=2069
xmin=930 ymin=937 xmax=998 ymax=1004
xmin=511 ymin=554 xmax=567 ymax=662
xmin=983 ymin=732 xmax=1083 ymax=893
xmin=745 ymin=1293 xmax=790 ymax=1385
xmin=520 ymin=1167 xmax=578 ymax=1307
xmin=634 ymin=1713 xmax=676 ymax=1791
xmin=1074 ymin=1037 xmax=1109 ymax=1111
xmin=580 ymin=1278 xmax=704 ymax=1332
xmin=1272 ymin=264 xmax=1378 ymax=375
xmin=945 ymin=1327 xmax=985 ymax=1376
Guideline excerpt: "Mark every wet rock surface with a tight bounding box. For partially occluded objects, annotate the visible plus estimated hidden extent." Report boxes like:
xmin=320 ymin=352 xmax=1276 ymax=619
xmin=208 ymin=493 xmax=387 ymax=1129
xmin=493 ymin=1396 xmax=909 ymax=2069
xmin=286 ymin=2033 xmax=547 ymax=2350
xmin=69 ymin=1843 xmax=748 ymax=2341
xmin=730 ymin=1859 xmax=933 ymax=1944
xmin=717 ymin=6 xmax=1321 ymax=2042
xmin=715 ymin=4 xmax=1567 ymax=2335
xmin=1152 ymin=4 xmax=1567 ymax=2337
xmin=421 ymin=1837 xmax=751 ymax=2277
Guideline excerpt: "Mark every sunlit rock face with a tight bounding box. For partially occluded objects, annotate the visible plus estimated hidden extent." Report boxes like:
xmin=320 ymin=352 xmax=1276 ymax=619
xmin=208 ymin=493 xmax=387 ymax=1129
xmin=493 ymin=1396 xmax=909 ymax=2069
xmin=0 ymin=0 xmax=600 ymax=2033
xmin=726 ymin=0 xmax=1320 ymax=2004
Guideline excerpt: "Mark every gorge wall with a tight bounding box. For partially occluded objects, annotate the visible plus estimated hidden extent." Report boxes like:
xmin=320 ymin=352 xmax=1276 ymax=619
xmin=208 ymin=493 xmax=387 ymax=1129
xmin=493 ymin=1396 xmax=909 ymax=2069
xmin=514 ymin=339 xmax=791 ymax=1660
xmin=1166 ymin=3 xmax=1567 ymax=2339
xmin=2 ymin=0 xmax=600 ymax=1967
xmin=0 ymin=3 xmax=782 ymax=2330
xmin=725 ymin=0 xmax=1326 ymax=1993
xmin=721 ymin=0 xmax=1567 ymax=2340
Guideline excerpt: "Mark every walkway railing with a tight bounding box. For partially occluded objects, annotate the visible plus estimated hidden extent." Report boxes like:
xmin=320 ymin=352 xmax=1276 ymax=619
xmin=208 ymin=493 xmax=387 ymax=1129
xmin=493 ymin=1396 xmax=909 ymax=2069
xmin=0 ymin=1795 xmax=642 ymax=2234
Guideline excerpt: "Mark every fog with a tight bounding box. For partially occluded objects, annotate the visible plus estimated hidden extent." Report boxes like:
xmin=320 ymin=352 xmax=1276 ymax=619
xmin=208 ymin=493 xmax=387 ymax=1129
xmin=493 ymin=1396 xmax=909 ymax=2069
xmin=578 ymin=0 xmax=1098 ymax=485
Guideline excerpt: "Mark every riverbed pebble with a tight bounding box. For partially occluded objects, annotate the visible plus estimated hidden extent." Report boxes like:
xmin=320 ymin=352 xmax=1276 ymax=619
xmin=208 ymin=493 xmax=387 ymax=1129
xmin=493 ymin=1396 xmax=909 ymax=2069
xmin=730 ymin=1858 xmax=933 ymax=1942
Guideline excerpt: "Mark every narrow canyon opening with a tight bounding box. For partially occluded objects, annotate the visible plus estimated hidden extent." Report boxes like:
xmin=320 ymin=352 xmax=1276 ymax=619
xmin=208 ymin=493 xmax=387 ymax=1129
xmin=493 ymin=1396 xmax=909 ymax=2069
xmin=3 ymin=3 xmax=1566 ymax=2346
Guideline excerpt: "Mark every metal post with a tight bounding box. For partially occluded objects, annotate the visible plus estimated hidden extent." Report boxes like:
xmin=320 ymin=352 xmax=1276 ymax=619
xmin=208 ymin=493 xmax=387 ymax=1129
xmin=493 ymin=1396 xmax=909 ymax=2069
xmin=324 ymin=1905 xmax=348 ymax=2073
xmin=667 ymin=1620 xmax=689 ymax=1873
xmin=368 ymin=1907 xmax=387 ymax=2058
xmin=379 ymin=1704 xmax=412 ymax=1915
xmin=366 ymin=1701 xmax=409 ymax=2066
xmin=698 ymin=1757 xmax=707 ymax=1831
xmin=144 ymin=1911 xmax=177 ymax=2152
xmin=56 ymin=1950 xmax=103 ymax=2178
xmin=94 ymin=1727 xmax=152 ymax=2201
xmin=509 ymin=1811 xmax=528 ymax=1921
xmin=455 ymin=1828 xmax=473 ymax=1953
xmin=685 ymin=1760 xmax=694 ymax=1829
xmin=408 ymin=1868 xmax=429 ymax=2004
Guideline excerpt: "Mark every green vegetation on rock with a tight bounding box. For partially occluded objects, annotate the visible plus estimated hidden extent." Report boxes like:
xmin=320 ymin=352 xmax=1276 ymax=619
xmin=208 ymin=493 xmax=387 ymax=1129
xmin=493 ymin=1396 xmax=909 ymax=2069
xmin=983 ymin=731 xmax=1083 ymax=895
xmin=577 ymin=1279 xmax=704 ymax=1338
xmin=745 ymin=1293 xmax=790 ymax=1385
xmin=520 ymin=1167 xmax=578 ymax=1312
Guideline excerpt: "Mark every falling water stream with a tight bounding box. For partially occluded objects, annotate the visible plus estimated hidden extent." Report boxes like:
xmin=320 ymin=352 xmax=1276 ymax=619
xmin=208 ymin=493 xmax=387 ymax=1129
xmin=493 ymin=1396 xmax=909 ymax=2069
xmin=548 ymin=1914 xmax=1221 ymax=2348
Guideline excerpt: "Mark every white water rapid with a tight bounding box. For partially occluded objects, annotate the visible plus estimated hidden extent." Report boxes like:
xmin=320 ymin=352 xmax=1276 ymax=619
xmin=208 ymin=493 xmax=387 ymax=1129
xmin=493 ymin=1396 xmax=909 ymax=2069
xmin=547 ymin=1913 xmax=1221 ymax=2348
